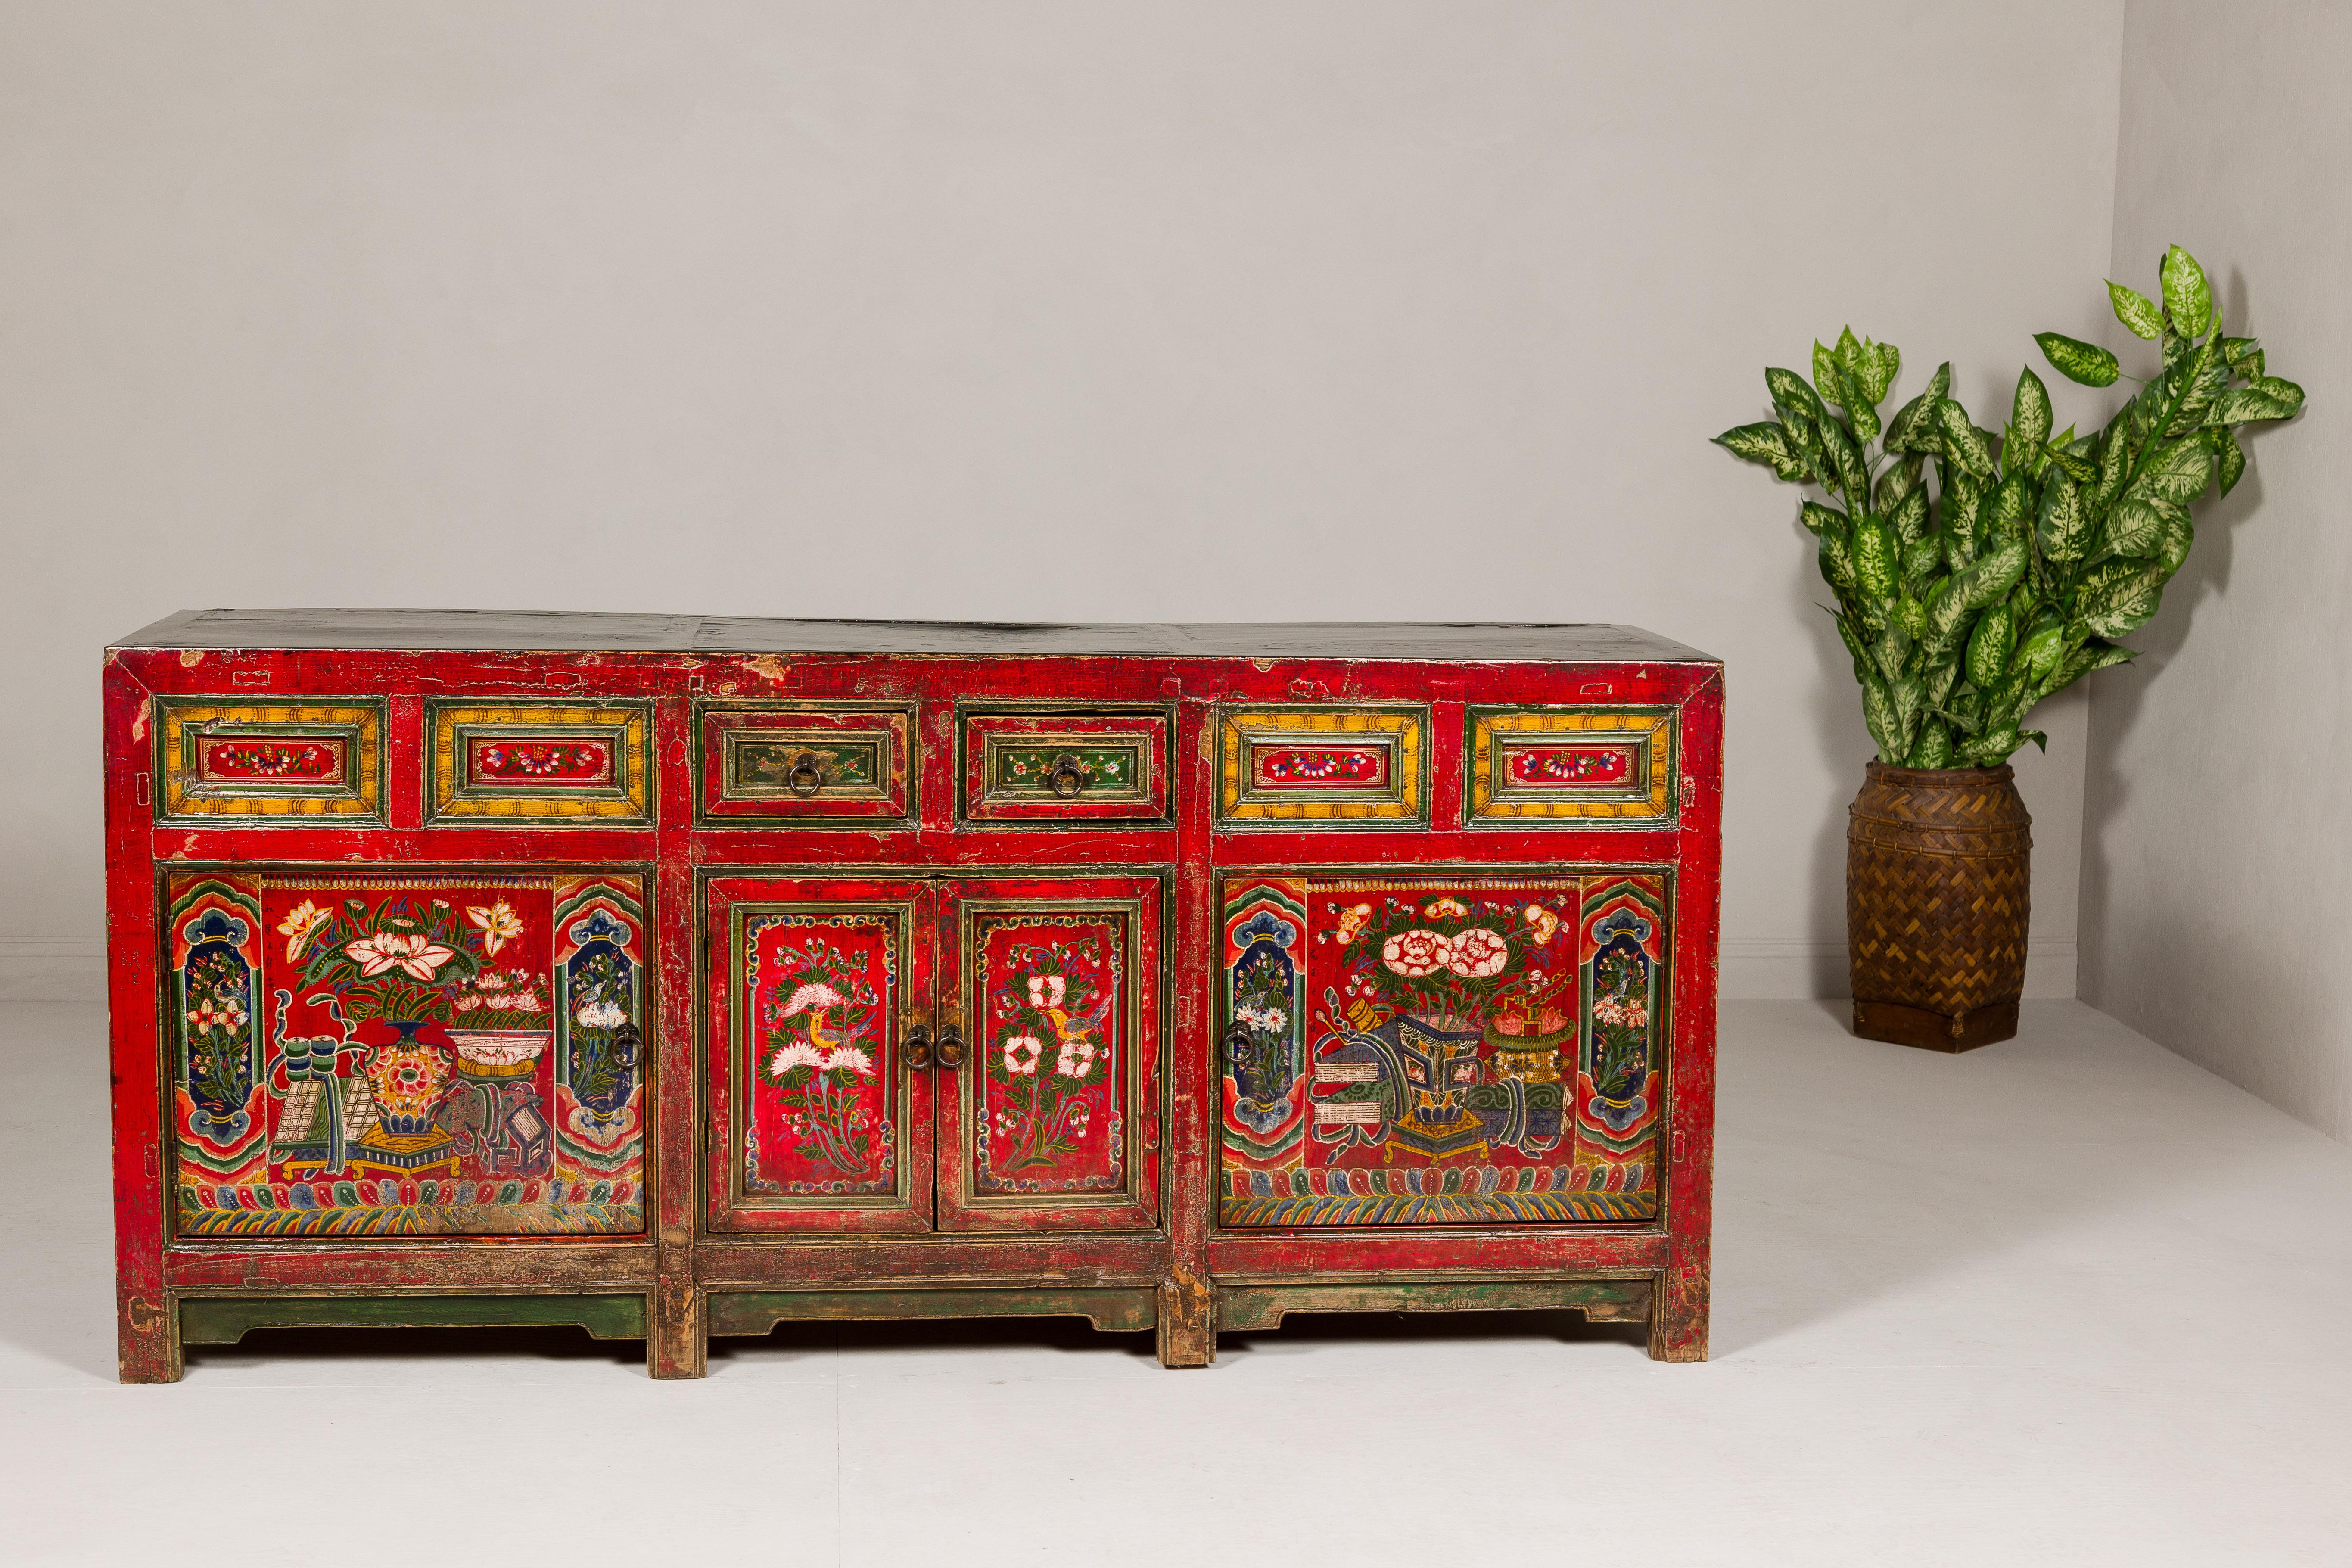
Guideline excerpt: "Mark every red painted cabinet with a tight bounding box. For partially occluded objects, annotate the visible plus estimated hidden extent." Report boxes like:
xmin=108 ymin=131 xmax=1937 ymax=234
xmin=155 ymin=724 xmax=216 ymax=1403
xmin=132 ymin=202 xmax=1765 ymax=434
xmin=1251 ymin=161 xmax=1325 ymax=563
xmin=104 ymin=614 xmax=1720 ymax=1378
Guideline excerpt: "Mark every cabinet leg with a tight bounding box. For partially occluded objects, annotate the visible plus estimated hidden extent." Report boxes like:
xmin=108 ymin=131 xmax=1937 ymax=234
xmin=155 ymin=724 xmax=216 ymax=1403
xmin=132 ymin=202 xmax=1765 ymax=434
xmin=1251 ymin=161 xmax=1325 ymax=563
xmin=647 ymin=1277 xmax=706 ymax=1379
xmin=1156 ymin=1275 xmax=1214 ymax=1369
xmin=119 ymin=1290 xmax=183 ymax=1384
xmin=1646 ymin=1262 xmax=1709 ymax=1363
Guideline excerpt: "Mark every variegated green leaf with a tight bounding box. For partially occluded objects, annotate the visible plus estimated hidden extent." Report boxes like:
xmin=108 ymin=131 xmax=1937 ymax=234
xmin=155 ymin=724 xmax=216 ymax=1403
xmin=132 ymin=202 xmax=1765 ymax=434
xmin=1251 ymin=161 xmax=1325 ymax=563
xmin=1888 ymin=669 xmax=1924 ymax=748
xmin=1967 ymin=603 xmax=2013 ymax=686
xmin=2045 ymin=639 xmax=2136 ymax=694
xmin=1884 ymin=362 xmax=1951 ymax=453
xmin=1922 ymin=574 xmax=1970 ymax=650
xmin=1975 ymin=538 xmax=2031 ymax=608
xmin=1887 ymin=485 xmax=1930 ymax=548
xmin=1942 ymin=517 xmax=1978 ymax=572
xmin=2017 ymin=614 xmax=2066 ymax=683
xmin=1935 ymin=398 xmax=1996 ymax=478
xmin=2161 ymin=245 xmax=2213 ymax=336
xmin=1901 ymin=533 xmax=1941 ymax=585
xmin=2214 ymin=427 xmax=2246 ymax=496
xmin=1875 ymin=452 xmax=1925 ymax=511
xmin=1814 ymin=341 xmax=1851 ymax=407
xmin=2156 ymin=504 xmax=2194 ymax=574
xmin=2035 ymin=331 xmax=2121 ymax=388
xmin=2012 ymin=366 xmax=2054 ymax=456
xmin=1817 ymin=411 xmax=1866 ymax=497
xmin=1835 ymin=613 xmax=1873 ymax=678
xmin=1820 ymin=528 xmax=1860 ymax=604
xmin=2073 ymin=563 xmax=2169 ymax=638
xmin=1869 ymin=340 xmax=1901 ymax=404
xmin=1941 ymin=465 xmax=1985 ymax=540
xmin=2209 ymin=377 xmax=2306 ymax=423
xmin=2045 ymin=446 xmax=2097 ymax=484
xmin=1861 ymin=672 xmax=1901 ymax=762
xmin=1767 ymin=366 xmax=1826 ymax=421
xmin=2094 ymin=425 xmax=2131 ymax=511
xmin=1894 ymin=589 xmax=1927 ymax=641
xmin=1845 ymin=384 xmax=1880 ymax=443
xmin=1852 ymin=515 xmax=1898 ymax=608
xmin=1925 ymin=655 xmax=1962 ymax=711
xmin=2103 ymin=494 xmax=2183 ymax=559
xmin=2037 ymin=470 xmax=2091 ymax=562
xmin=1987 ymin=470 xmax=2034 ymax=540
xmin=1713 ymin=421 xmax=1809 ymax=482
xmin=1907 ymin=720 xmax=1954 ymax=769
xmin=1839 ymin=330 xmax=1899 ymax=406
xmin=2108 ymin=280 xmax=2163 ymax=340
xmin=1799 ymin=501 xmax=1849 ymax=539
xmin=2130 ymin=436 xmax=2215 ymax=504
xmin=1872 ymin=621 xmax=1911 ymax=684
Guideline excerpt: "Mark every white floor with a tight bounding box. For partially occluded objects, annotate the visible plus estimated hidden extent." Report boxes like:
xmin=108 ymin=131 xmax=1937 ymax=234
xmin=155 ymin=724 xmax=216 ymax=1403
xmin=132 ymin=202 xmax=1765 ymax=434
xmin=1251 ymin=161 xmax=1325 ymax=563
xmin=3 ymin=1000 xmax=2348 ymax=1565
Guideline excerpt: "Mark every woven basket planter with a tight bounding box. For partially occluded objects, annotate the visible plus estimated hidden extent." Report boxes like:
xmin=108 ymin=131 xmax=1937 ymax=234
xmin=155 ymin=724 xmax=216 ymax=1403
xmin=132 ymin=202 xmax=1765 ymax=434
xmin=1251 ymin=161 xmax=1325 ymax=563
xmin=1845 ymin=762 xmax=2031 ymax=1052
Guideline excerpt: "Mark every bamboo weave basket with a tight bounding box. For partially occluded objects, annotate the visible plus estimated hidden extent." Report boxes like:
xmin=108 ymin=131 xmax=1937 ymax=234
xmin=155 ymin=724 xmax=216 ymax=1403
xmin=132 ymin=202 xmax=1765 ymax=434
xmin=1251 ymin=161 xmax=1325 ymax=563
xmin=1845 ymin=761 xmax=2032 ymax=1051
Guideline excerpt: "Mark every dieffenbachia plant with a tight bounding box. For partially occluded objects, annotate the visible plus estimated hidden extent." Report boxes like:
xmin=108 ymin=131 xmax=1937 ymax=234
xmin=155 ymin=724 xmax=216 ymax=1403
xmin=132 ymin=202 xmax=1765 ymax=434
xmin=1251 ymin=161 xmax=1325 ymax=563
xmin=1715 ymin=245 xmax=2303 ymax=767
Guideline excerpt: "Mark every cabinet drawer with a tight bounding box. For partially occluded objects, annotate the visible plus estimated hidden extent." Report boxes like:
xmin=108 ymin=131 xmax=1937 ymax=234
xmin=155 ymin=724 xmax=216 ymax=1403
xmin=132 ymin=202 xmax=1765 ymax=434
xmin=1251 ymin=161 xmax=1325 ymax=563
xmin=1215 ymin=705 xmax=1428 ymax=828
xmin=154 ymin=697 xmax=388 ymax=823
xmin=1217 ymin=870 xmax=1667 ymax=1227
xmin=1465 ymin=706 xmax=1677 ymax=824
xmin=426 ymin=700 xmax=653 ymax=825
xmin=960 ymin=710 xmax=1172 ymax=824
xmin=697 ymin=703 xmax=916 ymax=824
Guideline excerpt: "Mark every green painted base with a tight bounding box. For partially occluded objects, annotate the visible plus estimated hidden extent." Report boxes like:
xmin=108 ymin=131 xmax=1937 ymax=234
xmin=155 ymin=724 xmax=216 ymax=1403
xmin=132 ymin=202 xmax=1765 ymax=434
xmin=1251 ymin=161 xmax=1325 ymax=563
xmin=179 ymin=1292 xmax=648 ymax=1346
xmin=1215 ymin=1277 xmax=1652 ymax=1333
xmin=706 ymin=1287 xmax=1158 ymax=1338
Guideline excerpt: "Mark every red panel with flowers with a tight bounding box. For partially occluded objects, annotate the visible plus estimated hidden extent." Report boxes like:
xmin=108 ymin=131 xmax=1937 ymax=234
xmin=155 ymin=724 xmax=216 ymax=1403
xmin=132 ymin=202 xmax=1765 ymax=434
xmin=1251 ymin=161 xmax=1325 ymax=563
xmin=1217 ymin=873 xmax=1663 ymax=1226
xmin=170 ymin=870 xmax=647 ymax=1239
xmin=937 ymin=876 xmax=1161 ymax=1232
xmin=708 ymin=876 xmax=931 ymax=1233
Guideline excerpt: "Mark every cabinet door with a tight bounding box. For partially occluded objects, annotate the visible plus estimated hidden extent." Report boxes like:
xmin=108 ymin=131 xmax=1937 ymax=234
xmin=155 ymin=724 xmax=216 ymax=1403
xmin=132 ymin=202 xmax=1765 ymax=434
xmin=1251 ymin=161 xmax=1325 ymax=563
xmin=706 ymin=875 xmax=933 ymax=1233
xmin=1217 ymin=872 xmax=1667 ymax=1227
xmin=167 ymin=868 xmax=648 ymax=1238
xmin=934 ymin=875 xmax=1163 ymax=1232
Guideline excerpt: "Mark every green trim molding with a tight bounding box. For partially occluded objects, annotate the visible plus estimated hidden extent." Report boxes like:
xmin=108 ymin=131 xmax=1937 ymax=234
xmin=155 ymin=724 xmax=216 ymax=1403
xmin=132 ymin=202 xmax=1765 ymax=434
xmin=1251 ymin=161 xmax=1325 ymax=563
xmin=179 ymin=1292 xmax=649 ymax=1345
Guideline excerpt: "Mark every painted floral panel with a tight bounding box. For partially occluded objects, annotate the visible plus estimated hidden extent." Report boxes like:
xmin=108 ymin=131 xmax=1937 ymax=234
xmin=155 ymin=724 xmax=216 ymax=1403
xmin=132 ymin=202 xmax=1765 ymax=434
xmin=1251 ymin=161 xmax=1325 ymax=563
xmin=741 ymin=912 xmax=900 ymax=1197
xmin=972 ymin=913 xmax=1126 ymax=1194
xmin=170 ymin=872 xmax=647 ymax=1238
xmin=1218 ymin=874 xmax=1665 ymax=1226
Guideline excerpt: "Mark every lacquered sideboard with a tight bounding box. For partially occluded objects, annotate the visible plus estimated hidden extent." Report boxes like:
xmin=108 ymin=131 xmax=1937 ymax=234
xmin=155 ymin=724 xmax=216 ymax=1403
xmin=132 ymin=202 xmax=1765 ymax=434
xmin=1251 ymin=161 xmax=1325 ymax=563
xmin=103 ymin=611 xmax=1723 ymax=1378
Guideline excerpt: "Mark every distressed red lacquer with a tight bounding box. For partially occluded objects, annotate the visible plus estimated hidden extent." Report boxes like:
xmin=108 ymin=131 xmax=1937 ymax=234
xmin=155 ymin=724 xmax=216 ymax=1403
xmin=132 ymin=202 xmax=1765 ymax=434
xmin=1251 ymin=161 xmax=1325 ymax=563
xmin=104 ymin=615 xmax=1721 ymax=1378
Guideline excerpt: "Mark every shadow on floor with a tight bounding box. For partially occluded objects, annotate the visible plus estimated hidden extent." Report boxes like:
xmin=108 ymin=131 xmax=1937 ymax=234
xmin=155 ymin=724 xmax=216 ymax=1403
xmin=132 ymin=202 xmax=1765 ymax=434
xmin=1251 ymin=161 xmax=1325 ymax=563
xmin=716 ymin=1314 xmax=1157 ymax=1365
xmin=186 ymin=1323 xmax=645 ymax=1374
xmin=1218 ymin=1308 xmax=1648 ymax=1360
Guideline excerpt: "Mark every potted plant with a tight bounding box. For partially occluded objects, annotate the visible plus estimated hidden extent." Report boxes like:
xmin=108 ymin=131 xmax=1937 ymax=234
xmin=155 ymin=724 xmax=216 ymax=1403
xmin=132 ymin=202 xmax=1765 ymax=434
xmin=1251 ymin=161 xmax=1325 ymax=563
xmin=1715 ymin=246 xmax=2303 ymax=1049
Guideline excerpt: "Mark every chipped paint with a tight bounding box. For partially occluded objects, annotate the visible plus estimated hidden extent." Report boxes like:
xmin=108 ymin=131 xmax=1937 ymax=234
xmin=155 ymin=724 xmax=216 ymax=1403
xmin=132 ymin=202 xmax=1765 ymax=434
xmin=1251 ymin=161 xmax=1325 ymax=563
xmin=178 ymin=650 xmax=205 ymax=668
xmin=743 ymin=653 xmax=795 ymax=685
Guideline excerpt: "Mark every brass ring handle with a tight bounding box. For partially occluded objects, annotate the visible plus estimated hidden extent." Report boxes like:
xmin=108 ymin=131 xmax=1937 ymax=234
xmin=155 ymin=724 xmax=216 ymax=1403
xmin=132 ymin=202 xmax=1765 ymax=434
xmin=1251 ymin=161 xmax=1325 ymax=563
xmin=786 ymin=752 xmax=826 ymax=798
xmin=1047 ymin=754 xmax=1087 ymax=799
xmin=933 ymin=1019 xmax=968 ymax=1068
xmin=905 ymin=1021 xmax=932 ymax=1071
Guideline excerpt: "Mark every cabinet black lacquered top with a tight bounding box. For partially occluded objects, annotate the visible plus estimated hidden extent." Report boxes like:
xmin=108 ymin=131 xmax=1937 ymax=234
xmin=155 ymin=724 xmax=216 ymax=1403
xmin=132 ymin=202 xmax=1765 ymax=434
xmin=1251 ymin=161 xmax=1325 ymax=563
xmin=112 ymin=609 xmax=1717 ymax=663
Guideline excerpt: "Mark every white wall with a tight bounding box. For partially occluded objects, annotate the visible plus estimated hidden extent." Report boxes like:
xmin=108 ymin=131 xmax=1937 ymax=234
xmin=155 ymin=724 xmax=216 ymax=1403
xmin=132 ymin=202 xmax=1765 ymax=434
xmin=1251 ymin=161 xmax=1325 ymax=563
xmin=2083 ymin=1 xmax=2352 ymax=1139
xmin=0 ymin=1 xmax=2123 ymax=999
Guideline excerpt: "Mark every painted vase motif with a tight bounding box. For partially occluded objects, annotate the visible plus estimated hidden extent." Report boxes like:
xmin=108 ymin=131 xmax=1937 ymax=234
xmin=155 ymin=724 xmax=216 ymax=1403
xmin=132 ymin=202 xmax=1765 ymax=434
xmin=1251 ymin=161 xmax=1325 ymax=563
xmin=364 ymin=1022 xmax=454 ymax=1134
